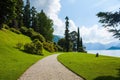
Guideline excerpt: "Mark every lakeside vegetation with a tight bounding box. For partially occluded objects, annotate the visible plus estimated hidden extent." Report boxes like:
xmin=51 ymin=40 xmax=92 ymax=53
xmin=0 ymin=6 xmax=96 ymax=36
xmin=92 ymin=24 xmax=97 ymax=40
xmin=0 ymin=29 xmax=51 ymax=80
xmin=58 ymin=53 xmax=120 ymax=80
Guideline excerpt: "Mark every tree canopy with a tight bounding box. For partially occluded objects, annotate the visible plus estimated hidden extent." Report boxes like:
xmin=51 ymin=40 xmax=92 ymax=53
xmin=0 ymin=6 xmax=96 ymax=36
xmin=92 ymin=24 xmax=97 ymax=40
xmin=97 ymin=9 xmax=120 ymax=39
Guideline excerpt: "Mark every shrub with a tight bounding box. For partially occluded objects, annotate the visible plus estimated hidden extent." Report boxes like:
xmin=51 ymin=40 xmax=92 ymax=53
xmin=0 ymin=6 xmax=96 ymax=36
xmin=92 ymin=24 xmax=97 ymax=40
xmin=3 ymin=24 xmax=9 ymax=29
xmin=43 ymin=42 xmax=55 ymax=52
xmin=31 ymin=34 xmax=45 ymax=43
xmin=26 ymin=28 xmax=35 ymax=37
xmin=20 ymin=26 xmax=28 ymax=35
xmin=10 ymin=28 xmax=21 ymax=34
xmin=16 ymin=43 xmax=23 ymax=49
xmin=24 ymin=39 xmax=43 ymax=55
xmin=56 ymin=45 xmax=63 ymax=52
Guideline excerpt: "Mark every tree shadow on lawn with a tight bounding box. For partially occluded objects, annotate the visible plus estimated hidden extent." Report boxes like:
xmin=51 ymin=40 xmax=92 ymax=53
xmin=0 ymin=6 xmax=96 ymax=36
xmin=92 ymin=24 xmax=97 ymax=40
xmin=94 ymin=68 xmax=120 ymax=80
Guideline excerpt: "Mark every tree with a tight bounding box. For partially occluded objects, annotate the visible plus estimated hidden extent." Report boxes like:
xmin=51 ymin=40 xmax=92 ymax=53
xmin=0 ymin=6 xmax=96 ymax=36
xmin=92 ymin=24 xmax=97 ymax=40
xmin=31 ymin=6 xmax=37 ymax=30
xmin=69 ymin=31 xmax=77 ymax=51
xmin=23 ymin=0 xmax=31 ymax=28
xmin=58 ymin=38 xmax=66 ymax=51
xmin=16 ymin=0 xmax=24 ymax=28
xmin=77 ymin=28 xmax=84 ymax=52
xmin=65 ymin=16 xmax=70 ymax=52
xmin=9 ymin=0 xmax=24 ymax=28
xmin=97 ymin=9 xmax=120 ymax=39
xmin=36 ymin=10 xmax=54 ymax=41
xmin=0 ymin=0 xmax=17 ymax=29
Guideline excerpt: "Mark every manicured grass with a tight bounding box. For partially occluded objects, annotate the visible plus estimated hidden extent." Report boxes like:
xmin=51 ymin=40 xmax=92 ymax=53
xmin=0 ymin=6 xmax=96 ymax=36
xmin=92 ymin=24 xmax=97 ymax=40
xmin=58 ymin=52 xmax=120 ymax=80
xmin=0 ymin=29 xmax=51 ymax=80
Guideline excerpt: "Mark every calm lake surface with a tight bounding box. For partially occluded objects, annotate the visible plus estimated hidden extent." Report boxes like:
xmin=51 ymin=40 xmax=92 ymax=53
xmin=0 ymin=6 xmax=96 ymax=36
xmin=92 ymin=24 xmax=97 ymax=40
xmin=87 ymin=50 xmax=120 ymax=57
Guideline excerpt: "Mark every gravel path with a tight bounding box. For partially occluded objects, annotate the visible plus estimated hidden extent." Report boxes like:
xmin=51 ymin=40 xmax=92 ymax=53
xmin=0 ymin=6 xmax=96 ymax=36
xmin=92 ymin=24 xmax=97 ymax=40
xmin=18 ymin=54 xmax=83 ymax=80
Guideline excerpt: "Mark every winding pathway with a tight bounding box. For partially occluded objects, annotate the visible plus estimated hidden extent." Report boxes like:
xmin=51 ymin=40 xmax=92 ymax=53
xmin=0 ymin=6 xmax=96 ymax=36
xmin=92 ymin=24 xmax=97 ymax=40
xmin=18 ymin=54 xmax=83 ymax=80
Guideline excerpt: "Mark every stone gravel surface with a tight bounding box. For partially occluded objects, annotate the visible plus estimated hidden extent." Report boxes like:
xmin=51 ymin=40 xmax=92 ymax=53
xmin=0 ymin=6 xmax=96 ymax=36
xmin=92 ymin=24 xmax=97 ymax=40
xmin=18 ymin=54 xmax=83 ymax=80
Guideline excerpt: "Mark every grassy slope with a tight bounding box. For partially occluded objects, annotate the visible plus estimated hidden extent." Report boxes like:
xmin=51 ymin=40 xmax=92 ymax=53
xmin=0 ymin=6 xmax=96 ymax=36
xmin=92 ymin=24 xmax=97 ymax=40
xmin=0 ymin=29 xmax=50 ymax=80
xmin=58 ymin=52 xmax=120 ymax=80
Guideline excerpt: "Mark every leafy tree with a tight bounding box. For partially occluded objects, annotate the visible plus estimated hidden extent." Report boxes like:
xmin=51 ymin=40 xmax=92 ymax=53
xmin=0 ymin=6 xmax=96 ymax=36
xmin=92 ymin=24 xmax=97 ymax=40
xmin=58 ymin=38 xmax=66 ymax=51
xmin=0 ymin=0 xmax=17 ymax=29
xmin=97 ymin=9 xmax=120 ymax=39
xmin=65 ymin=16 xmax=70 ymax=52
xmin=23 ymin=0 xmax=31 ymax=28
xmin=69 ymin=31 xmax=77 ymax=51
xmin=36 ymin=10 xmax=54 ymax=41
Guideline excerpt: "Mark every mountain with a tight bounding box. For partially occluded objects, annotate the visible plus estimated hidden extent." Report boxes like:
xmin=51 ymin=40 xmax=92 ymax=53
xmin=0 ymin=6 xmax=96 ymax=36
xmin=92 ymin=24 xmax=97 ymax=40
xmin=84 ymin=42 xmax=120 ymax=50
xmin=84 ymin=42 xmax=106 ymax=50
xmin=53 ymin=35 xmax=63 ymax=43
xmin=108 ymin=46 xmax=120 ymax=50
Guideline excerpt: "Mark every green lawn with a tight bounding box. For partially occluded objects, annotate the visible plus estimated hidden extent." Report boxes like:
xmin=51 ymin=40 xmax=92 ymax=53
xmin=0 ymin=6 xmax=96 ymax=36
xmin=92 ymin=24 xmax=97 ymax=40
xmin=0 ymin=29 xmax=51 ymax=80
xmin=58 ymin=52 xmax=120 ymax=80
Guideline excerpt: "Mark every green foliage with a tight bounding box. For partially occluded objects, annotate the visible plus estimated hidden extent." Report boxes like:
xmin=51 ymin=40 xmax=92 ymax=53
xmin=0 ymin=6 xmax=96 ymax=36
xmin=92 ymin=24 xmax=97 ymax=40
xmin=43 ymin=42 xmax=56 ymax=52
xmin=58 ymin=38 xmax=66 ymax=51
xmin=31 ymin=34 xmax=45 ymax=43
xmin=65 ymin=16 xmax=70 ymax=52
xmin=97 ymin=9 xmax=120 ymax=39
xmin=10 ymin=28 xmax=21 ymax=34
xmin=24 ymin=39 xmax=43 ymax=55
xmin=58 ymin=53 xmax=120 ymax=80
xmin=0 ymin=0 xmax=17 ymax=29
xmin=36 ymin=10 xmax=54 ymax=41
xmin=16 ymin=43 xmax=23 ymax=49
xmin=26 ymin=28 xmax=35 ymax=37
xmin=23 ymin=0 xmax=31 ymax=28
xmin=3 ymin=24 xmax=10 ymax=29
xmin=20 ymin=26 xmax=28 ymax=34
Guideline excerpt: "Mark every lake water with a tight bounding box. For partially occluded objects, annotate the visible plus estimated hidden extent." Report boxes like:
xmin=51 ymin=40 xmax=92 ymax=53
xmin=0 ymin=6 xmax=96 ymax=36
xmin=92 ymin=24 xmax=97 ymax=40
xmin=87 ymin=50 xmax=120 ymax=57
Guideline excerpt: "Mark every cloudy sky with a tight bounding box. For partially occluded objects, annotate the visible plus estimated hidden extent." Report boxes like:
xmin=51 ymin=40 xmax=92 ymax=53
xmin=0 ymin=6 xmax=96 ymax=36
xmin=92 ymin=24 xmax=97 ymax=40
xmin=29 ymin=0 xmax=120 ymax=44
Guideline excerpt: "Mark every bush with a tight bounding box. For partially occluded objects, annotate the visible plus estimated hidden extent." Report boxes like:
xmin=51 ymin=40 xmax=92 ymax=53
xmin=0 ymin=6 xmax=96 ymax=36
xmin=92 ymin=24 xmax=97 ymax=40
xmin=10 ymin=28 xmax=21 ymax=34
xmin=31 ymin=34 xmax=45 ymax=43
xmin=16 ymin=43 xmax=23 ymax=49
xmin=24 ymin=39 xmax=43 ymax=55
xmin=3 ymin=24 xmax=9 ymax=29
xmin=26 ymin=28 xmax=35 ymax=37
xmin=43 ymin=42 xmax=56 ymax=52
xmin=56 ymin=45 xmax=63 ymax=52
xmin=20 ymin=26 xmax=28 ymax=35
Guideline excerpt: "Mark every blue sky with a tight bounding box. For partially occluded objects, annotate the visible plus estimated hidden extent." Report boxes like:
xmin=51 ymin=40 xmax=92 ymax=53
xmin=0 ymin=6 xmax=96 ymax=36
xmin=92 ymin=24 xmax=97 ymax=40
xmin=29 ymin=0 xmax=120 ymax=44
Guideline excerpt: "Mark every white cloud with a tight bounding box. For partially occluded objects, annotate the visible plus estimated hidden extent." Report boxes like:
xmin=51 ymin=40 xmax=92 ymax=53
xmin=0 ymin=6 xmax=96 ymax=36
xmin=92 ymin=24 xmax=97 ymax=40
xmin=93 ymin=0 xmax=109 ymax=7
xmin=80 ymin=25 xmax=119 ymax=44
xmin=30 ymin=0 xmax=119 ymax=44
xmin=106 ymin=4 xmax=120 ymax=12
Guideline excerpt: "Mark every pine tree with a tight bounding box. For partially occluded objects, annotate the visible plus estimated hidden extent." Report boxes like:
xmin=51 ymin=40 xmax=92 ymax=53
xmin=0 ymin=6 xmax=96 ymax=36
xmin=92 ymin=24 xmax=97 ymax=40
xmin=9 ymin=0 xmax=23 ymax=28
xmin=65 ymin=16 xmax=70 ymax=52
xmin=0 ymin=0 xmax=17 ymax=29
xmin=31 ymin=6 xmax=37 ymax=30
xmin=23 ymin=0 xmax=31 ymax=28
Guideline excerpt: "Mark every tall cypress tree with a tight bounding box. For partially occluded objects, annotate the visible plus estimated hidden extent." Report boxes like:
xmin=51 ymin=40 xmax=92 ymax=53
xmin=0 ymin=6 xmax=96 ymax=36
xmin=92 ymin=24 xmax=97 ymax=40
xmin=77 ymin=27 xmax=80 ymax=51
xmin=77 ymin=27 xmax=84 ymax=52
xmin=65 ymin=16 xmax=70 ymax=52
xmin=23 ymin=0 xmax=31 ymax=28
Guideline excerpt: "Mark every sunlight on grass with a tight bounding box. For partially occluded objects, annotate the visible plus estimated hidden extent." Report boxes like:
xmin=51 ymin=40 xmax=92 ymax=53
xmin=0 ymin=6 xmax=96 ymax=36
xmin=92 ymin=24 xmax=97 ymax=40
xmin=0 ymin=29 xmax=50 ymax=80
xmin=58 ymin=52 xmax=120 ymax=80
